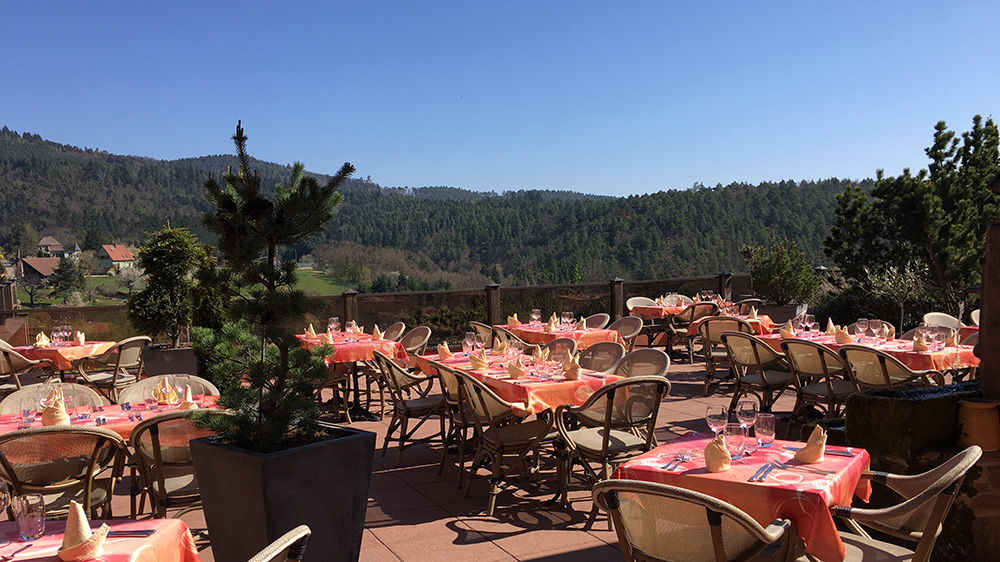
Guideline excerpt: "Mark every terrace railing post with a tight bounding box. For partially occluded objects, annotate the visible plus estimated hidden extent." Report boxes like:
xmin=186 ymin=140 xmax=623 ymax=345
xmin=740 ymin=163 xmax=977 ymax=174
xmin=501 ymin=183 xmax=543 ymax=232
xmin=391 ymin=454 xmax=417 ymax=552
xmin=485 ymin=283 xmax=501 ymax=326
xmin=342 ymin=289 xmax=359 ymax=323
xmin=610 ymin=278 xmax=624 ymax=321
xmin=717 ymin=271 xmax=733 ymax=302
xmin=980 ymin=220 xmax=1000 ymax=399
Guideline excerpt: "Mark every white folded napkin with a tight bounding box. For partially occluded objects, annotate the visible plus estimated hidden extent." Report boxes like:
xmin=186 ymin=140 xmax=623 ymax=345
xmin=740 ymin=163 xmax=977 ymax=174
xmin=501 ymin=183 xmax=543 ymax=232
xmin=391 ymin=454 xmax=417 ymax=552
xmin=304 ymin=324 xmax=316 ymax=338
xmin=507 ymin=356 xmax=527 ymax=379
xmin=748 ymin=307 xmax=758 ymax=319
xmin=74 ymin=331 xmax=86 ymax=346
xmin=42 ymin=387 xmax=70 ymax=426
xmin=437 ymin=342 xmax=454 ymax=360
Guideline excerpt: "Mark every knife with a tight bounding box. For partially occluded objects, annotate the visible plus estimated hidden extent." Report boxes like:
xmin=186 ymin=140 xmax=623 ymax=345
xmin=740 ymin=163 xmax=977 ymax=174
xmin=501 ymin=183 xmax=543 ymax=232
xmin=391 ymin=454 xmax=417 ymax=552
xmin=783 ymin=446 xmax=856 ymax=457
xmin=748 ymin=464 xmax=768 ymax=481
xmin=107 ymin=530 xmax=156 ymax=537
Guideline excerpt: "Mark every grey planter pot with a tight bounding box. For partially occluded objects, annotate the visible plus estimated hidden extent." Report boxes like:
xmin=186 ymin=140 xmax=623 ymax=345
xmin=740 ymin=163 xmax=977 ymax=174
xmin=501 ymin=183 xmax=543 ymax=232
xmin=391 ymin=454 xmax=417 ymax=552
xmin=190 ymin=423 xmax=375 ymax=562
xmin=757 ymin=304 xmax=807 ymax=325
xmin=143 ymin=346 xmax=198 ymax=377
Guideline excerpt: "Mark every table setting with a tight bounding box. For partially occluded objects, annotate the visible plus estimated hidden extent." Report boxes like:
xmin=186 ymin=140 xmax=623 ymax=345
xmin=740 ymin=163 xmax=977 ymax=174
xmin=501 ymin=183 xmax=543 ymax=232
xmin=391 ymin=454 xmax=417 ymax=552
xmin=297 ymin=318 xmax=407 ymax=363
xmin=502 ymin=309 xmax=625 ymax=349
xmin=12 ymin=329 xmax=116 ymax=372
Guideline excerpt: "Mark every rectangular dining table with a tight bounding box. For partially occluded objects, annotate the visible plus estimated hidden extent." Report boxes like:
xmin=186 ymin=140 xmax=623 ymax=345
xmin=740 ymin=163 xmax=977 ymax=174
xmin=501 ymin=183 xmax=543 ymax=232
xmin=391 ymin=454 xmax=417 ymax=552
xmin=757 ymin=333 xmax=979 ymax=371
xmin=629 ymin=304 xmax=686 ymax=320
xmin=413 ymin=353 xmax=621 ymax=415
xmin=0 ymin=518 xmax=201 ymax=562
xmin=296 ymin=333 xmax=407 ymax=363
xmin=503 ymin=325 xmax=625 ymax=349
xmin=614 ymin=433 xmax=871 ymax=562
xmin=12 ymin=341 xmax=116 ymax=371
xmin=686 ymin=314 xmax=775 ymax=336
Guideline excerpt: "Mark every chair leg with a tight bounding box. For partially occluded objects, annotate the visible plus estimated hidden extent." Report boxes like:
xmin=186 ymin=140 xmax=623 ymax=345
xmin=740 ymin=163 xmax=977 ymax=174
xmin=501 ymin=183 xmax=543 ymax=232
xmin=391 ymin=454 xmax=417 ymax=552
xmin=381 ymin=412 xmax=399 ymax=458
xmin=396 ymin=416 xmax=410 ymax=466
xmin=486 ymin=452 xmax=503 ymax=516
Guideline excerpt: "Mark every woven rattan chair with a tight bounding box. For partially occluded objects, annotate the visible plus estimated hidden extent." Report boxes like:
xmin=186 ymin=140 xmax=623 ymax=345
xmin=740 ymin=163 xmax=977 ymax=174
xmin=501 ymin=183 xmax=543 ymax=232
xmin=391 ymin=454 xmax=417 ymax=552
xmin=970 ymin=309 xmax=980 ymax=326
xmin=611 ymin=348 xmax=670 ymax=379
xmin=802 ymin=446 xmax=983 ymax=562
xmin=593 ymin=479 xmax=790 ymax=562
xmin=555 ymin=376 xmax=670 ymax=505
xmin=491 ymin=326 xmax=536 ymax=354
xmin=248 ymin=524 xmax=311 ymax=562
xmin=626 ymin=296 xmax=657 ymax=311
xmin=838 ymin=345 xmax=941 ymax=390
xmin=0 ymin=382 xmax=104 ymax=416
xmin=720 ymin=331 xmax=792 ymax=416
xmin=578 ymin=341 xmax=626 ymax=372
xmin=0 ymin=425 xmax=125 ymax=518
xmin=667 ymin=302 xmax=719 ymax=362
xmin=469 ymin=321 xmax=496 ymax=348
xmin=585 ymin=313 xmax=611 ymax=329
xmin=117 ymin=374 xmax=219 ymax=406
xmin=608 ymin=316 xmax=644 ymax=351
xmin=399 ymin=326 xmax=432 ymax=356
xmin=922 ymin=312 xmax=963 ymax=329
xmin=780 ymin=339 xmax=858 ymax=438
xmin=734 ymin=297 xmax=764 ymax=316
xmin=428 ymin=360 xmax=477 ymax=488
xmin=698 ymin=317 xmax=754 ymax=392
xmin=373 ymin=351 xmax=444 ymax=466
xmin=77 ymin=336 xmax=151 ymax=403
xmin=383 ymin=321 xmax=406 ymax=342
xmin=455 ymin=370 xmax=556 ymax=516
xmin=130 ymin=410 xmax=222 ymax=518
xmin=0 ymin=348 xmax=55 ymax=395
xmin=542 ymin=337 xmax=578 ymax=365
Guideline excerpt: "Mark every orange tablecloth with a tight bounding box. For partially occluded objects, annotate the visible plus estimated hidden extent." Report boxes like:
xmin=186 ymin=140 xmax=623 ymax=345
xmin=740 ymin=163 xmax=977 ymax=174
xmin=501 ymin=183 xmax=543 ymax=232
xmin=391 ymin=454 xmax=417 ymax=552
xmin=504 ymin=325 xmax=625 ymax=349
xmin=0 ymin=518 xmax=200 ymax=562
xmin=758 ymin=334 xmax=979 ymax=371
xmin=13 ymin=341 xmax=116 ymax=371
xmin=297 ymin=333 xmax=407 ymax=363
xmin=629 ymin=305 xmax=685 ymax=320
xmin=686 ymin=314 xmax=775 ymax=337
xmin=615 ymin=433 xmax=871 ymax=562
xmin=414 ymin=353 xmax=621 ymax=415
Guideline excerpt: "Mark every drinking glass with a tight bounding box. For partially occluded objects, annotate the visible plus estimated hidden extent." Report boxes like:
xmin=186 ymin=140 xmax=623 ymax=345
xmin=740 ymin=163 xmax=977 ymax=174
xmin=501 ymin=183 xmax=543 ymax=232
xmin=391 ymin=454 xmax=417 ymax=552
xmin=13 ymin=493 xmax=44 ymax=541
xmin=705 ymin=405 xmax=727 ymax=435
xmin=145 ymin=387 xmax=160 ymax=411
xmin=474 ymin=333 xmax=488 ymax=352
xmin=462 ymin=332 xmax=476 ymax=356
xmin=756 ymin=413 xmax=776 ymax=448
xmin=38 ymin=384 xmax=56 ymax=409
xmin=59 ymin=383 xmax=75 ymax=413
xmin=327 ymin=317 xmax=340 ymax=334
xmin=736 ymin=399 xmax=758 ymax=453
xmin=0 ymin=482 xmax=10 ymax=516
xmin=561 ymin=311 xmax=573 ymax=330
xmin=530 ymin=309 xmax=541 ymax=326
xmin=856 ymin=319 xmax=869 ymax=343
xmin=18 ymin=398 xmax=36 ymax=430
xmin=804 ymin=314 xmax=816 ymax=334
xmin=75 ymin=395 xmax=92 ymax=420
xmin=724 ymin=423 xmax=746 ymax=458
xmin=190 ymin=381 xmax=206 ymax=407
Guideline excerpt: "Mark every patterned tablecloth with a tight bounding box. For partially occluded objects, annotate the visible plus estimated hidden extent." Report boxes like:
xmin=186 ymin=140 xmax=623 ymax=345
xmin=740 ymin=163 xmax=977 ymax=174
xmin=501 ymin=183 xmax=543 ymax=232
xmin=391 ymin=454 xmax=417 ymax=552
xmin=413 ymin=353 xmax=621 ymax=415
xmin=614 ymin=433 xmax=871 ymax=562
xmin=13 ymin=341 xmax=117 ymax=371
xmin=685 ymin=314 xmax=775 ymax=337
xmin=503 ymin=325 xmax=625 ymax=349
xmin=629 ymin=305 xmax=685 ymax=320
xmin=0 ymin=518 xmax=201 ymax=562
xmin=757 ymin=333 xmax=979 ymax=371
xmin=297 ymin=333 xmax=407 ymax=364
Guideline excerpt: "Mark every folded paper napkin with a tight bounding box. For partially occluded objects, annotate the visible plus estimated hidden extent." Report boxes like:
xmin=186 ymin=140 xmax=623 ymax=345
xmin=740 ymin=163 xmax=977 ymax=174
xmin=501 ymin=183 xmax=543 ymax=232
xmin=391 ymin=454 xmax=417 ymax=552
xmin=576 ymin=318 xmax=587 ymax=330
xmin=779 ymin=320 xmax=796 ymax=339
xmin=946 ymin=328 xmax=958 ymax=347
xmin=469 ymin=349 xmax=489 ymax=371
xmin=885 ymin=325 xmax=896 ymax=341
xmin=372 ymin=325 xmax=384 ymax=341
xmin=74 ymin=331 xmax=86 ymax=346
xmin=437 ymin=342 xmax=454 ymax=360
xmin=826 ymin=318 xmax=837 ymax=335
xmin=490 ymin=340 xmax=508 ymax=356
xmin=655 ymin=296 xmax=666 ymax=306
xmin=304 ymin=323 xmax=316 ymax=338
xmin=319 ymin=332 xmax=334 ymax=345
xmin=834 ymin=326 xmax=854 ymax=344
xmin=794 ymin=425 xmax=828 ymax=464
xmin=507 ymin=356 xmax=527 ymax=379
xmin=912 ymin=334 xmax=929 ymax=352
xmin=357 ymin=326 xmax=366 ymax=334
xmin=507 ymin=313 xmax=521 ymax=328
xmin=549 ymin=312 xmax=559 ymax=324
xmin=748 ymin=307 xmax=758 ymax=319
xmin=59 ymin=500 xmax=109 ymax=562
xmin=704 ymin=433 xmax=731 ymax=473
xmin=532 ymin=347 xmax=549 ymax=364
xmin=544 ymin=319 xmax=558 ymax=332
xmin=178 ymin=385 xmax=198 ymax=411
xmin=42 ymin=388 xmax=70 ymax=426
xmin=563 ymin=355 xmax=582 ymax=381
xmin=153 ymin=379 xmax=179 ymax=405
xmin=34 ymin=331 xmax=50 ymax=348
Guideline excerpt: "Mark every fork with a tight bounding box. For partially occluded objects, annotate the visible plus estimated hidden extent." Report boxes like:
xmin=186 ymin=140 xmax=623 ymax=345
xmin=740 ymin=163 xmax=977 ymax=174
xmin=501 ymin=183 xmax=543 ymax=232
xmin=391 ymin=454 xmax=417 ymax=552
xmin=770 ymin=459 xmax=834 ymax=475
xmin=0 ymin=544 xmax=31 ymax=561
xmin=664 ymin=449 xmax=691 ymax=471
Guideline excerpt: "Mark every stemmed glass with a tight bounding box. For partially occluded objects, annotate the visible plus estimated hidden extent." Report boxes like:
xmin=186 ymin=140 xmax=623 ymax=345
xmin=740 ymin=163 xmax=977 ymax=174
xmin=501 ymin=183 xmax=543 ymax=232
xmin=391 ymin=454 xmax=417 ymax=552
xmin=530 ymin=309 xmax=541 ymax=327
xmin=462 ymin=332 xmax=476 ymax=356
xmin=868 ymin=320 xmax=882 ymax=345
xmin=736 ymin=399 xmax=758 ymax=454
xmin=18 ymin=398 xmax=36 ymax=430
xmin=561 ymin=311 xmax=573 ymax=330
xmin=705 ymin=405 xmax=727 ymax=435
xmin=345 ymin=321 xmax=358 ymax=343
xmin=474 ymin=333 xmax=488 ymax=353
xmin=856 ymin=318 xmax=869 ymax=343
xmin=327 ymin=317 xmax=340 ymax=335
xmin=804 ymin=314 xmax=816 ymax=337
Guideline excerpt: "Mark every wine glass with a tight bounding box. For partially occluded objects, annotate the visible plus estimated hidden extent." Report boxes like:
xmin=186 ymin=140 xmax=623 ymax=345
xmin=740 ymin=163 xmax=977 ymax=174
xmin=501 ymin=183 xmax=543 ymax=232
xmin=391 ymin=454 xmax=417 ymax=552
xmin=327 ymin=317 xmax=340 ymax=335
xmin=462 ymin=332 xmax=476 ymax=356
xmin=705 ymin=405 xmax=727 ymax=435
xmin=804 ymin=314 xmax=816 ymax=335
xmin=145 ymin=387 xmax=160 ymax=411
xmin=856 ymin=318 xmax=869 ymax=343
xmin=530 ymin=309 xmax=541 ymax=326
xmin=190 ymin=381 xmax=206 ymax=408
xmin=474 ymin=333 xmax=487 ymax=353
xmin=868 ymin=320 xmax=882 ymax=344
xmin=18 ymin=398 xmax=36 ymax=430
xmin=724 ymin=423 xmax=746 ymax=458
xmin=736 ymin=399 xmax=758 ymax=453
xmin=561 ymin=311 xmax=574 ymax=330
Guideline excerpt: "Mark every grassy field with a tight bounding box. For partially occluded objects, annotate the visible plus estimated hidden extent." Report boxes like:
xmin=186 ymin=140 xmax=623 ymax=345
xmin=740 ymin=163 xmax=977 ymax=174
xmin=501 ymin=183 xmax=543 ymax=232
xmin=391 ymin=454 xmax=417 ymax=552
xmin=296 ymin=268 xmax=352 ymax=296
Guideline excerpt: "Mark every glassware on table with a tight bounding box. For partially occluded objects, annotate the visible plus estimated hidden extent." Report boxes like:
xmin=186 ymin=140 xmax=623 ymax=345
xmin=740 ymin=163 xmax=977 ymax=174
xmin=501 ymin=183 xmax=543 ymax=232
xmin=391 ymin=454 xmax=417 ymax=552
xmin=38 ymin=384 xmax=56 ymax=409
xmin=18 ymin=398 xmax=36 ymax=430
xmin=190 ymin=381 xmax=206 ymax=407
xmin=755 ymin=413 xmax=776 ymax=448
xmin=145 ymin=387 xmax=160 ymax=411
xmin=328 ymin=317 xmax=340 ymax=335
xmin=462 ymin=332 xmax=476 ymax=356
xmin=735 ymin=399 xmax=759 ymax=453
xmin=474 ymin=333 xmax=488 ymax=352
xmin=561 ymin=311 xmax=573 ymax=330
xmin=705 ymin=405 xmax=728 ymax=435
xmin=530 ymin=309 xmax=541 ymax=326
xmin=58 ymin=383 xmax=75 ymax=413
xmin=74 ymin=395 xmax=93 ymax=420
xmin=13 ymin=493 xmax=45 ymax=541
xmin=856 ymin=318 xmax=869 ymax=343
xmin=724 ymin=423 xmax=746 ymax=458
xmin=509 ymin=340 xmax=523 ymax=356
xmin=345 ymin=321 xmax=358 ymax=343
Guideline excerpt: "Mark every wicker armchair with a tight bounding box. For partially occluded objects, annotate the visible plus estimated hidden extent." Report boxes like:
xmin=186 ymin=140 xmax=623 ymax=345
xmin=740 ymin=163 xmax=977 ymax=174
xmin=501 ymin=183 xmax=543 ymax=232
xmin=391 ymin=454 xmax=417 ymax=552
xmin=373 ymin=351 xmax=444 ymax=466
xmin=719 ymin=331 xmax=792 ymax=416
xmin=585 ymin=313 xmax=611 ymax=329
xmin=667 ymin=302 xmax=719 ymax=362
xmin=608 ymin=316 xmax=644 ymax=351
xmin=0 ymin=348 xmax=55 ymax=394
xmin=383 ymin=321 xmax=406 ymax=342
xmin=697 ymin=316 xmax=754 ymax=393
xmin=428 ymin=360 xmax=477 ymax=488
xmin=399 ymin=326 xmax=432 ymax=355
xmin=578 ymin=341 xmax=626 ymax=372
xmin=612 ymin=348 xmax=670 ymax=379
xmin=542 ymin=337 xmax=578 ymax=365
xmin=780 ymin=339 xmax=858 ymax=438
xmin=838 ymin=345 xmax=942 ymax=390
xmin=77 ymin=336 xmax=151 ymax=403
xmin=247 ymin=525 xmax=311 ymax=562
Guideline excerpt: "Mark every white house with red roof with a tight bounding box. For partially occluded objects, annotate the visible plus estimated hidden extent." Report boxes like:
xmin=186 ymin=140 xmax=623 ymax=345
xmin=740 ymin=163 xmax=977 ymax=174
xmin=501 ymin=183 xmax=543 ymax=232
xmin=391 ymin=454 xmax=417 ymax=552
xmin=96 ymin=244 xmax=136 ymax=272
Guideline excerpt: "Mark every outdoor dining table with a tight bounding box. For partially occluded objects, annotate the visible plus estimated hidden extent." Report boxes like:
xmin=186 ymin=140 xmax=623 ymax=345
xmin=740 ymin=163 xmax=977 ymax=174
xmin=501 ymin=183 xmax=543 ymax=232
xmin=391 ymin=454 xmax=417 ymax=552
xmin=757 ymin=333 xmax=979 ymax=371
xmin=685 ymin=314 xmax=775 ymax=337
xmin=296 ymin=332 xmax=407 ymax=363
xmin=502 ymin=325 xmax=625 ymax=349
xmin=629 ymin=304 xmax=685 ymax=320
xmin=12 ymin=341 xmax=116 ymax=371
xmin=413 ymin=353 xmax=621 ymax=415
xmin=0 ymin=518 xmax=201 ymax=562
xmin=614 ymin=433 xmax=871 ymax=562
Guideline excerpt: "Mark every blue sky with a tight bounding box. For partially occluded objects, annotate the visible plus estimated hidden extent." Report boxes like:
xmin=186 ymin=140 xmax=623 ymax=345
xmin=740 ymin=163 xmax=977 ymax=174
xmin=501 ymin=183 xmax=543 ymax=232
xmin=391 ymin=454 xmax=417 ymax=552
xmin=3 ymin=1 xmax=999 ymax=196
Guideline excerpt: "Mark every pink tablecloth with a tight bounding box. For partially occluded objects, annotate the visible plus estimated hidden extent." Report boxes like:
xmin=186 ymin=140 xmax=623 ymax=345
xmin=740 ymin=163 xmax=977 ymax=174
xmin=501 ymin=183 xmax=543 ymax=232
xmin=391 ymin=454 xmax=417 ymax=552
xmin=630 ymin=305 xmax=685 ymax=320
xmin=13 ymin=341 xmax=116 ymax=371
xmin=758 ymin=334 xmax=979 ymax=371
xmin=0 ymin=518 xmax=200 ymax=562
xmin=504 ymin=325 xmax=625 ymax=349
xmin=615 ymin=433 xmax=871 ymax=562
xmin=413 ymin=353 xmax=621 ymax=415
xmin=686 ymin=314 xmax=775 ymax=337
xmin=297 ymin=333 xmax=407 ymax=363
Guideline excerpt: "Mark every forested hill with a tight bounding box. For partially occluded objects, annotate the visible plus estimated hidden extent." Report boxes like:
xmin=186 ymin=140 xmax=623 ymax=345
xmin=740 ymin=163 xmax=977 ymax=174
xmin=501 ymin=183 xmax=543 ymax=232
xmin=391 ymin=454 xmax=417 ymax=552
xmin=0 ymin=126 xmax=870 ymax=286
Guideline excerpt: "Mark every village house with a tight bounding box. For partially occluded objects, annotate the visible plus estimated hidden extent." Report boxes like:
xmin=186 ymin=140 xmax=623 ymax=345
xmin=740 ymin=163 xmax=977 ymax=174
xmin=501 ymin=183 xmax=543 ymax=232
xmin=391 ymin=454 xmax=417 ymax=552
xmin=95 ymin=244 xmax=136 ymax=272
xmin=36 ymin=236 xmax=64 ymax=257
xmin=18 ymin=256 xmax=61 ymax=284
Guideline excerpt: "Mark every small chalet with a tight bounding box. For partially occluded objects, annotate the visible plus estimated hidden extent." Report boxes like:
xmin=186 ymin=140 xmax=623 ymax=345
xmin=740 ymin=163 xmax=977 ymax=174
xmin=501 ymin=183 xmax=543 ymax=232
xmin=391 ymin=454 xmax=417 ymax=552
xmin=96 ymin=244 xmax=136 ymax=272
xmin=37 ymin=236 xmax=64 ymax=257
xmin=19 ymin=257 xmax=61 ymax=284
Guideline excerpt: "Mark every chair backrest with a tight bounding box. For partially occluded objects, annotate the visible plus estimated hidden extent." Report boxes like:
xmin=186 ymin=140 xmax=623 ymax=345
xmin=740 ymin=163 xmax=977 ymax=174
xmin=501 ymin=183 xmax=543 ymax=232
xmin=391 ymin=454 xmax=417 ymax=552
xmin=674 ymin=302 xmax=719 ymax=323
xmin=970 ymin=309 xmax=980 ymax=326
xmin=399 ymin=326 xmax=431 ymax=355
xmin=95 ymin=336 xmax=152 ymax=370
xmin=612 ymin=349 xmax=670 ymax=379
xmin=372 ymin=350 xmax=429 ymax=396
xmin=779 ymin=339 xmax=854 ymax=392
xmin=922 ymin=312 xmax=962 ymax=329
xmin=453 ymin=371 xmax=518 ymax=429
xmin=567 ymin=376 xmax=669 ymax=435
xmin=117 ymin=374 xmax=219 ymax=405
xmin=247 ymin=525 xmax=311 ymax=562
xmin=427 ymin=360 xmax=461 ymax=405
xmin=698 ymin=317 xmax=753 ymax=346
xmin=608 ymin=316 xmax=643 ymax=339
xmin=961 ymin=331 xmax=979 ymax=346
xmin=720 ymin=332 xmax=785 ymax=382
xmin=383 ymin=322 xmax=406 ymax=342
xmin=734 ymin=298 xmax=764 ymax=316
xmin=592 ymin=479 xmax=788 ymax=562
xmin=626 ymin=296 xmax=657 ymax=311
xmin=132 ymin=410 xmax=219 ymax=467
xmin=468 ymin=321 xmax=494 ymax=345
xmin=585 ymin=313 xmax=611 ymax=329
xmin=838 ymin=345 xmax=931 ymax=390
xmin=543 ymin=338 xmax=578 ymax=365
xmin=578 ymin=341 xmax=626 ymax=372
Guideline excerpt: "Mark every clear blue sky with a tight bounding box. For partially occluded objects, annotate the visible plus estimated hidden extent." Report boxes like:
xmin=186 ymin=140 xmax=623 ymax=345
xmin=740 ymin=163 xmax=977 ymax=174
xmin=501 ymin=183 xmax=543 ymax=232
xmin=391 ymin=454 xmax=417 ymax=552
xmin=3 ymin=1 xmax=999 ymax=196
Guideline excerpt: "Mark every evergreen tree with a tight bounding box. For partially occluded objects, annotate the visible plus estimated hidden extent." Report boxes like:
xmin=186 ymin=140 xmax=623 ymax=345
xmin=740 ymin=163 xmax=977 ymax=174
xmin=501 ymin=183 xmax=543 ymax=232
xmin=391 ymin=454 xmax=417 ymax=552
xmin=48 ymin=256 xmax=85 ymax=299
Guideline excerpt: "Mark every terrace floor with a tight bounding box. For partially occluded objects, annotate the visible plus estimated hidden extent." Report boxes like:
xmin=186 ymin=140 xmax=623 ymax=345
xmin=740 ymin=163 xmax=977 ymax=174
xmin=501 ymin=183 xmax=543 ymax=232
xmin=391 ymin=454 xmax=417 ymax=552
xmin=116 ymin=357 xmax=802 ymax=562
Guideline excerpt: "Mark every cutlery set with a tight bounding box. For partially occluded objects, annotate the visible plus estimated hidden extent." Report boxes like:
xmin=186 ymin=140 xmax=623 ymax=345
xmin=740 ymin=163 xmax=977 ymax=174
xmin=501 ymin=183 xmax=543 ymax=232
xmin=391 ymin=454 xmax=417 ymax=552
xmin=663 ymin=449 xmax=691 ymax=471
xmin=748 ymin=463 xmax=774 ymax=482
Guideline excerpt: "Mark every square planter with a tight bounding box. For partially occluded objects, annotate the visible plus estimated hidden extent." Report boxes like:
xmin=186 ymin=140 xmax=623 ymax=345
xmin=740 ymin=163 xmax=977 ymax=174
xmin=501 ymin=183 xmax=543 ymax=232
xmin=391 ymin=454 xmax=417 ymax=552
xmin=190 ymin=423 xmax=375 ymax=562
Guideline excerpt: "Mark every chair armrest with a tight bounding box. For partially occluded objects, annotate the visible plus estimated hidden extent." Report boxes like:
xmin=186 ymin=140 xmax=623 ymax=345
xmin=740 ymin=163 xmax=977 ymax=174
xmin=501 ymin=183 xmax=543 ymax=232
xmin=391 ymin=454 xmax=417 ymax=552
xmin=760 ymin=519 xmax=790 ymax=543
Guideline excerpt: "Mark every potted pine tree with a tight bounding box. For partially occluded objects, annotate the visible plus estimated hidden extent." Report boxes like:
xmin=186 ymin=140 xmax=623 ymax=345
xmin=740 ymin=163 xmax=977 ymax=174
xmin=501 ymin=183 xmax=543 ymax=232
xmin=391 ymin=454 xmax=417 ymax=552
xmin=189 ymin=122 xmax=370 ymax=562
xmin=739 ymin=238 xmax=821 ymax=323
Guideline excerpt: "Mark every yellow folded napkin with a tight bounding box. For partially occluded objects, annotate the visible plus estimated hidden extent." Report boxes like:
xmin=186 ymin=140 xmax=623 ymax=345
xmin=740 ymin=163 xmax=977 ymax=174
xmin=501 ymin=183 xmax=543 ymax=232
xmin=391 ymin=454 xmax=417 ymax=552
xmin=544 ymin=319 xmax=557 ymax=332
xmin=507 ymin=313 xmax=521 ymax=328
xmin=357 ymin=326 xmax=365 ymax=334
xmin=834 ymin=326 xmax=854 ymax=344
xmin=152 ymin=379 xmax=179 ymax=405
xmin=372 ymin=325 xmax=384 ymax=341
xmin=748 ymin=307 xmax=758 ymax=319
xmin=794 ymin=425 xmax=827 ymax=464
xmin=549 ymin=312 xmax=558 ymax=324
xmin=704 ymin=434 xmax=731 ymax=473
xmin=73 ymin=331 xmax=86 ymax=346
xmin=490 ymin=340 xmax=508 ymax=356
xmin=826 ymin=318 xmax=836 ymax=335
xmin=318 ymin=332 xmax=333 ymax=345
xmin=42 ymin=388 xmax=70 ymax=426
xmin=886 ymin=325 xmax=895 ymax=340
xmin=779 ymin=320 xmax=796 ymax=339
xmin=304 ymin=323 xmax=316 ymax=338
xmin=178 ymin=385 xmax=198 ymax=411
xmin=532 ymin=347 xmax=549 ymax=364
xmin=33 ymin=331 xmax=50 ymax=348
xmin=563 ymin=355 xmax=582 ymax=381
xmin=437 ymin=342 xmax=454 ymax=360
xmin=507 ymin=356 xmax=527 ymax=379
xmin=59 ymin=500 xmax=109 ymax=562
xmin=576 ymin=318 xmax=587 ymax=330
xmin=655 ymin=296 xmax=666 ymax=306
xmin=469 ymin=349 xmax=489 ymax=371
xmin=945 ymin=328 xmax=958 ymax=347
xmin=912 ymin=334 xmax=929 ymax=352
